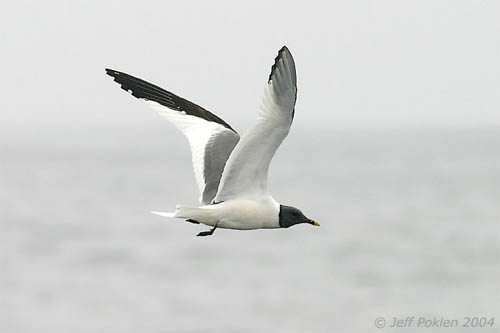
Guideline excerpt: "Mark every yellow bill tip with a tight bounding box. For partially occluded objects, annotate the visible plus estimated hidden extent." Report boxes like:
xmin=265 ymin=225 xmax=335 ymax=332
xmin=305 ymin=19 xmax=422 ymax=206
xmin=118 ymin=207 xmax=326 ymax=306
xmin=313 ymin=221 xmax=320 ymax=227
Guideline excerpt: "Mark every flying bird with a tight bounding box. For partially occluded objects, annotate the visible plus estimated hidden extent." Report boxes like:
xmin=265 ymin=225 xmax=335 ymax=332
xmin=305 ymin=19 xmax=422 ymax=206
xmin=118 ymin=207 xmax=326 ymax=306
xmin=105 ymin=46 xmax=318 ymax=236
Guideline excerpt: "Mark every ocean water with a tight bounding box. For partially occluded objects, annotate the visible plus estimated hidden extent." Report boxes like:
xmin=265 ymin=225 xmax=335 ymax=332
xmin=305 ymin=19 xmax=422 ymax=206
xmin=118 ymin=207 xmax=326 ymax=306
xmin=1 ymin=128 xmax=498 ymax=332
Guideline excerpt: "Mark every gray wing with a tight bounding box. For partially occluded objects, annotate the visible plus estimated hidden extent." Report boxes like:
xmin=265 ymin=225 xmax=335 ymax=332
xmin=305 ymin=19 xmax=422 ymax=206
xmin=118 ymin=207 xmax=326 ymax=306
xmin=213 ymin=46 xmax=297 ymax=202
xmin=106 ymin=69 xmax=240 ymax=204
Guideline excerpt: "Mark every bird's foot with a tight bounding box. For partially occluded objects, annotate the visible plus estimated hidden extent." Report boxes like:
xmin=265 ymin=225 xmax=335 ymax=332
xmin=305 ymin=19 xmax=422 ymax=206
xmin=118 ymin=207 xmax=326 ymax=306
xmin=186 ymin=219 xmax=200 ymax=224
xmin=196 ymin=225 xmax=217 ymax=237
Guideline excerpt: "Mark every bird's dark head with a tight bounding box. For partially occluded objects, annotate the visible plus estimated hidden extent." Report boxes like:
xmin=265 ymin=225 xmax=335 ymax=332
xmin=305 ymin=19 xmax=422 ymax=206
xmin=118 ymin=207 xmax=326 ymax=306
xmin=279 ymin=205 xmax=319 ymax=228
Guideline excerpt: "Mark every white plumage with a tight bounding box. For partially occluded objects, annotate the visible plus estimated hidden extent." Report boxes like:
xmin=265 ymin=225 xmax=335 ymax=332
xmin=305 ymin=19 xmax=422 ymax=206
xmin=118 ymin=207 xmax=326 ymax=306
xmin=214 ymin=48 xmax=297 ymax=203
xmin=146 ymin=100 xmax=236 ymax=202
xmin=106 ymin=46 xmax=318 ymax=236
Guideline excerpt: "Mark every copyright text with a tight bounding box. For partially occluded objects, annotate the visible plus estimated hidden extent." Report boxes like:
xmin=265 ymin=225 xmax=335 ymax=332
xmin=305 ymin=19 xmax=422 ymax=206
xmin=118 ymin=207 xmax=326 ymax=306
xmin=374 ymin=316 xmax=495 ymax=329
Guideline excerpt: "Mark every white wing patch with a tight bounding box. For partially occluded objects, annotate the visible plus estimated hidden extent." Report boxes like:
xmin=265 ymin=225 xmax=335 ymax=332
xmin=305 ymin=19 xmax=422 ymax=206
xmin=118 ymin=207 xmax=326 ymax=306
xmin=146 ymin=101 xmax=234 ymax=202
xmin=106 ymin=68 xmax=240 ymax=204
xmin=213 ymin=47 xmax=297 ymax=202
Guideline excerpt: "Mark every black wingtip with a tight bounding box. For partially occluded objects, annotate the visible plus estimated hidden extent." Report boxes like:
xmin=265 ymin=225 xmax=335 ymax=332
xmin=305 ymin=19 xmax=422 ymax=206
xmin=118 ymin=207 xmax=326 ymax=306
xmin=279 ymin=45 xmax=289 ymax=53
xmin=105 ymin=68 xmax=122 ymax=84
xmin=104 ymin=67 xmax=237 ymax=132
xmin=105 ymin=68 xmax=121 ymax=79
xmin=268 ymin=46 xmax=292 ymax=83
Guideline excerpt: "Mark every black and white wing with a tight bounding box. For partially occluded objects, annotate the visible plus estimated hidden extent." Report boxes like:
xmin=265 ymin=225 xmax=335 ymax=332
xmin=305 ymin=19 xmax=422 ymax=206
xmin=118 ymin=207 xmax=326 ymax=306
xmin=105 ymin=69 xmax=240 ymax=204
xmin=213 ymin=46 xmax=297 ymax=202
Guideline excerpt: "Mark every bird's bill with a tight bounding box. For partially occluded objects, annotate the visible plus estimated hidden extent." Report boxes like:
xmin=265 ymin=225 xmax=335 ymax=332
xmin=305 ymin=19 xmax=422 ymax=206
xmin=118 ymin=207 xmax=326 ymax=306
xmin=312 ymin=221 xmax=320 ymax=227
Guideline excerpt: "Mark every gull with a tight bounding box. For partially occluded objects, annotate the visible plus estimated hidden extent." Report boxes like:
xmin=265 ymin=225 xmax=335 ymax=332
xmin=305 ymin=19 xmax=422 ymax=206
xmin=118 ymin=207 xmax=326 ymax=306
xmin=106 ymin=46 xmax=319 ymax=236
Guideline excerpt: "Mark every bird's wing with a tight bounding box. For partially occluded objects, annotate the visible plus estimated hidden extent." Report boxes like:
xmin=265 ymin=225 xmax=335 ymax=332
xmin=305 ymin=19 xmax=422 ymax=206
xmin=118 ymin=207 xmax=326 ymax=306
xmin=105 ymin=69 xmax=240 ymax=204
xmin=213 ymin=46 xmax=297 ymax=202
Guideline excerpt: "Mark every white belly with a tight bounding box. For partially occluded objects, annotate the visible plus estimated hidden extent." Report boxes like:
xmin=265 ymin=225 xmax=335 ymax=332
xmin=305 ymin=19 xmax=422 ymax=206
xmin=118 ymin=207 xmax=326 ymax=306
xmin=199 ymin=197 xmax=280 ymax=230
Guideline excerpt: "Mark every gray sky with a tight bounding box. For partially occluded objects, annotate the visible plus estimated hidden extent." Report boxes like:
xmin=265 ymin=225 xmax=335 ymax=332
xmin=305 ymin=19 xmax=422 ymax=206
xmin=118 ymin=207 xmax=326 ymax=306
xmin=1 ymin=0 xmax=499 ymax=138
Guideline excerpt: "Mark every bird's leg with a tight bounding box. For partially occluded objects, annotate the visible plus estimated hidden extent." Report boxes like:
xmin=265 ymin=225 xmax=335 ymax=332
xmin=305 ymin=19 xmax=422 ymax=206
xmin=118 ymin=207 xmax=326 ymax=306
xmin=186 ymin=219 xmax=200 ymax=224
xmin=197 ymin=222 xmax=218 ymax=237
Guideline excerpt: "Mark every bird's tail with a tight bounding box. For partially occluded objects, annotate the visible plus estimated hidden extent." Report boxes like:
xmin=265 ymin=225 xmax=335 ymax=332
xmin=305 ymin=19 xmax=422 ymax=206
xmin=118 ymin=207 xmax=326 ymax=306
xmin=151 ymin=211 xmax=176 ymax=218
xmin=151 ymin=205 xmax=206 ymax=219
